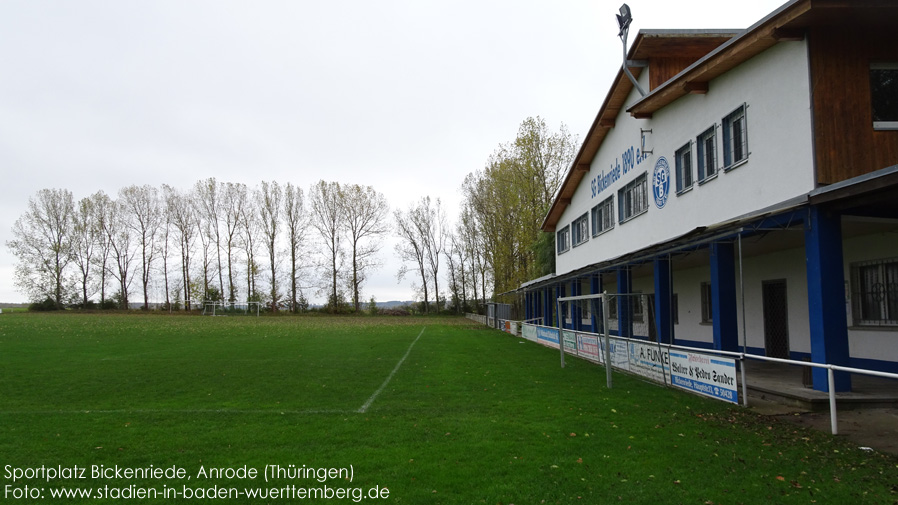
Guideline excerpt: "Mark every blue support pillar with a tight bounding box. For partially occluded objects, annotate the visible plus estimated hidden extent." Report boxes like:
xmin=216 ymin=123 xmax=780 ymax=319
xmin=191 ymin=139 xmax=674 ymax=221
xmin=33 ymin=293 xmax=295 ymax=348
xmin=805 ymin=206 xmax=851 ymax=392
xmin=654 ymin=258 xmax=673 ymax=344
xmin=710 ymin=243 xmax=739 ymax=352
xmin=543 ymin=287 xmax=553 ymax=327
xmin=617 ymin=267 xmax=632 ymax=338
xmin=590 ymin=273 xmax=602 ymax=332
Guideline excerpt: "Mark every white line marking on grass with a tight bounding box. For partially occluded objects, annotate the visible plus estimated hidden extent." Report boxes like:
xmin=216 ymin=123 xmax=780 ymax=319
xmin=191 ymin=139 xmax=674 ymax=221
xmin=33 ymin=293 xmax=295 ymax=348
xmin=357 ymin=326 xmax=425 ymax=414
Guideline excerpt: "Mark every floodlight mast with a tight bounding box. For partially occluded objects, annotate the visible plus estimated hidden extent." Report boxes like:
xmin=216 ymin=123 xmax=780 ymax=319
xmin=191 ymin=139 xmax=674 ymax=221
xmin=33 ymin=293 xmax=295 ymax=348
xmin=617 ymin=3 xmax=646 ymax=97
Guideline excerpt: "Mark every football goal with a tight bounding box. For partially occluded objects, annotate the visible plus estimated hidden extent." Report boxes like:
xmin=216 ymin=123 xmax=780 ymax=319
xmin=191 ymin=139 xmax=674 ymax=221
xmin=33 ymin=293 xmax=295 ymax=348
xmin=202 ymin=301 xmax=262 ymax=316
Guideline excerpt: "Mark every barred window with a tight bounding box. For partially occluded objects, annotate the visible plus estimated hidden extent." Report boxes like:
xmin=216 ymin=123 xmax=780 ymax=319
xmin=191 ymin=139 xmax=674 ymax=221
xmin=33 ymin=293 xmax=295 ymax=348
xmin=591 ymin=196 xmax=614 ymax=236
xmin=697 ymin=126 xmax=717 ymax=182
xmin=618 ymin=173 xmax=648 ymax=223
xmin=675 ymin=142 xmax=693 ymax=194
xmin=572 ymin=213 xmax=589 ymax=247
xmin=723 ymin=104 xmax=749 ymax=168
xmin=851 ymin=258 xmax=898 ymax=326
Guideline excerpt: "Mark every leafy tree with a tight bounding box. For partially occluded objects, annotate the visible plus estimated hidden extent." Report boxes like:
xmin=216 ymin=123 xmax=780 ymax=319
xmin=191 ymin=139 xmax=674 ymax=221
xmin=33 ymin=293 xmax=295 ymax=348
xmin=7 ymin=188 xmax=74 ymax=308
xmin=461 ymin=117 xmax=576 ymax=302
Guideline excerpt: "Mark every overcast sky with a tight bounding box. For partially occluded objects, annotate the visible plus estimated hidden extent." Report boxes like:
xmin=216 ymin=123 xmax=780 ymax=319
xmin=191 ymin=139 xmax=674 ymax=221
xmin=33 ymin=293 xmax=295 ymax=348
xmin=0 ymin=0 xmax=788 ymax=305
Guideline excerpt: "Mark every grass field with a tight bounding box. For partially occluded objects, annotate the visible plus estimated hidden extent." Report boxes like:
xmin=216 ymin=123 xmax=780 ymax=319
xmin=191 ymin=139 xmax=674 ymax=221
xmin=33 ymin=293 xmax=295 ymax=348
xmin=1 ymin=313 xmax=896 ymax=504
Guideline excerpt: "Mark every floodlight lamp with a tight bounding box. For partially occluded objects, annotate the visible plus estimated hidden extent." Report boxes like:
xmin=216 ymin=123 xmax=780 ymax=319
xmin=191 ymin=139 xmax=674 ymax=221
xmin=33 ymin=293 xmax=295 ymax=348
xmin=617 ymin=3 xmax=632 ymax=37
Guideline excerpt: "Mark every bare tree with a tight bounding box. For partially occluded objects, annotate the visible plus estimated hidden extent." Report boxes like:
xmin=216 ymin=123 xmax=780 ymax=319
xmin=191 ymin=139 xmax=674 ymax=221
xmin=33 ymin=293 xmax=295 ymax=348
xmin=341 ymin=184 xmax=389 ymax=312
xmin=7 ymin=188 xmax=74 ymax=307
xmin=90 ymin=191 xmax=114 ymax=305
xmin=102 ymin=198 xmax=135 ymax=309
xmin=71 ymin=195 xmax=99 ymax=307
xmin=423 ymin=197 xmax=447 ymax=312
xmin=164 ymin=185 xmax=197 ymax=310
xmin=282 ymin=182 xmax=308 ymax=312
xmin=222 ymin=182 xmax=247 ymax=302
xmin=119 ymin=185 xmax=162 ymax=310
xmin=194 ymin=178 xmax=225 ymax=297
xmin=309 ymin=180 xmax=344 ymax=311
xmin=239 ymin=191 xmax=260 ymax=302
xmin=394 ymin=201 xmax=430 ymax=312
xmin=257 ymin=181 xmax=282 ymax=310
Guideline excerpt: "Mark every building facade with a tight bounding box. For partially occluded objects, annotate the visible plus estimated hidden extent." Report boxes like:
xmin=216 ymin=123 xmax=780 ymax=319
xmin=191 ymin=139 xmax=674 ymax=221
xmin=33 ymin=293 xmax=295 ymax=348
xmin=521 ymin=0 xmax=898 ymax=392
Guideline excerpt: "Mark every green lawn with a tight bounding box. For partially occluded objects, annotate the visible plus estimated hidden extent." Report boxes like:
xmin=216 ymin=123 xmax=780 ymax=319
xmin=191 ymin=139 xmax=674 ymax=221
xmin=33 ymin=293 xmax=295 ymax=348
xmin=0 ymin=312 xmax=895 ymax=504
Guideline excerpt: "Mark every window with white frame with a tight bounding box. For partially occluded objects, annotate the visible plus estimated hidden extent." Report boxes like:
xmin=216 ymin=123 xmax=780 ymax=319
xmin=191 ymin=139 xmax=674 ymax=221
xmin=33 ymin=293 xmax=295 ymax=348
xmin=591 ymin=196 xmax=614 ymax=236
xmin=700 ymin=282 xmax=713 ymax=323
xmin=851 ymin=258 xmax=898 ymax=326
xmin=572 ymin=213 xmax=589 ymax=247
xmin=675 ymin=142 xmax=693 ymax=194
xmin=723 ymin=104 xmax=749 ymax=169
xmin=618 ymin=173 xmax=648 ymax=223
xmin=871 ymin=63 xmax=898 ymax=130
xmin=556 ymin=225 xmax=570 ymax=254
xmin=696 ymin=126 xmax=717 ymax=182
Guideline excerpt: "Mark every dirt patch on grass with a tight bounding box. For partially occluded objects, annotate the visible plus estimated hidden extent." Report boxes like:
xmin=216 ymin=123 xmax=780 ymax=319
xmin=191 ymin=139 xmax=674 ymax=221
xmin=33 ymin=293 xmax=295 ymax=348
xmin=749 ymin=398 xmax=898 ymax=456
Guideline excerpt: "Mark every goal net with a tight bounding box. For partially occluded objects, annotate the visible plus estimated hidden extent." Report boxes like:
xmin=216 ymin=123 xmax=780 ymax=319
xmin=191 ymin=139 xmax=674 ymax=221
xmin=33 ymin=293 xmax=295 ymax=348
xmin=202 ymin=301 xmax=262 ymax=316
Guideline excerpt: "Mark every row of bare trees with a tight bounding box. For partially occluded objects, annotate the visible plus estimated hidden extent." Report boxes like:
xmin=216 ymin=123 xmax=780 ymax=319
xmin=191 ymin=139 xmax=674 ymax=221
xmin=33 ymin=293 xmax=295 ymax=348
xmin=8 ymin=179 xmax=390 ymax=312
xmin=8 ymin=117 xmax=577 ymax=314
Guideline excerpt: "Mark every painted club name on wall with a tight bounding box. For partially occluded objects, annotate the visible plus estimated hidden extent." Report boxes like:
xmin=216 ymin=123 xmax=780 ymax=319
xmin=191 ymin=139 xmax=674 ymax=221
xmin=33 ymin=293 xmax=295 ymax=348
xmin=589 ymin=145 xmax=648 ymax=199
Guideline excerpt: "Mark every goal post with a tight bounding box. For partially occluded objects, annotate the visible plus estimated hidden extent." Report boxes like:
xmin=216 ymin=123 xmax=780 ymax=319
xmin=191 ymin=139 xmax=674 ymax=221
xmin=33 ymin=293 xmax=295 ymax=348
xmin=556 ymin=292 xmax=614 ymax=388
xmin=201 ymin=301 xmax=262 ymax=316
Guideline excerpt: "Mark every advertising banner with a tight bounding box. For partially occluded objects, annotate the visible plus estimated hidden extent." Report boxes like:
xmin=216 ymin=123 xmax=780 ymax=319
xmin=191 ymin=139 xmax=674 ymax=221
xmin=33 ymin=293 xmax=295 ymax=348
xmin=562 ymin=330 xmax=578 ymax=355
xmin=669 ymin=351 xmax=739 ymax=404
xmin=576 ymin=333 xmax=600 ymax=362
xmin=522 ymin=324 xmax=537 ymax=343
xmin=536 ymin=326 xmax=560 ymax=349
xmin=628 ymin=341 xmax=670 ymax=384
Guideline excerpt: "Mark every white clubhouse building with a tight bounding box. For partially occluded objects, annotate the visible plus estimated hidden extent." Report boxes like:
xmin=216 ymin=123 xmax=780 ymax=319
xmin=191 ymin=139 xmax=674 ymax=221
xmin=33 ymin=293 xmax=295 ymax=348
xmin=521 ymin=0 xmax=898 ymax=392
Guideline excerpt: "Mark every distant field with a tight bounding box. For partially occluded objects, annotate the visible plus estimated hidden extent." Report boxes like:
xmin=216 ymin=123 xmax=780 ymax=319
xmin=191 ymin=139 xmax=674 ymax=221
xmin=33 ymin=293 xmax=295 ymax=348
xmin=0 ymin=313 xmax=895 ymax=504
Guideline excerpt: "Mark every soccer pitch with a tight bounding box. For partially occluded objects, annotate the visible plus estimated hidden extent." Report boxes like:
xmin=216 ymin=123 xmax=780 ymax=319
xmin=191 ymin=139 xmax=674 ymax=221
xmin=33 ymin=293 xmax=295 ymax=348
xmin=1 ymin=313 xmax=895 ymax=504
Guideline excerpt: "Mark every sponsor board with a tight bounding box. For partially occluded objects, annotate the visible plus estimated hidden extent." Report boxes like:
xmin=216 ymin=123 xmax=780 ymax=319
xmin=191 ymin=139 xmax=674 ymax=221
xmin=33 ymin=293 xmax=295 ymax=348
xmin=522 ymin=324 xmax=538 ymax=342
xmin=536 ymin=326 xmax=560 ymax=349
xmin=669 ymin=351 xmax=739 ymax=404
xmin=563 ymin=330 xmax=578 ymax=354
xmin=576 ymin=333 xmax=600 ymax=362
xmin=628 ymin=341 xmax=670 ymax=384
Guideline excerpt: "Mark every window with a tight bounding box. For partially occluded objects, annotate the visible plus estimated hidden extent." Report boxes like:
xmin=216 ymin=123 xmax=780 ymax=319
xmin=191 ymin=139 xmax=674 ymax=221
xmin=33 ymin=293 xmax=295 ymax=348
xmin=696 ymin=126 xmax=717 ymax=183
xmin=675 ymin=142 xmax=693 ymax=194
xmin=851 ymin=258 xmax=898 ymax=326
xmin=871 ymin=63 xmax=898 ymax=130
xmin=700 ymin=282 xmax=713 ymax=323
xmin=618 ymin=173 xmax=648 ymax=223
xmin=572 ymin=213 xmax=589 ymax=247
xmin=722 ymin=104 xmax=748 ymax=168
xmin=591 ymin=196 xmax=614 ymax=236
xmin=556 ymin=225 xmax=570 ymax=254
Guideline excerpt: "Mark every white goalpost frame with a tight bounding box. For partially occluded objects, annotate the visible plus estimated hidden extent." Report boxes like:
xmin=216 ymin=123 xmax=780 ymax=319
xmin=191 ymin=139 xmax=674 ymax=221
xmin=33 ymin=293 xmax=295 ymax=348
xmin=201 ymin=301 xmax=261 ymax=316
xmin=556 ymin=292 xmax=614 ymax=389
